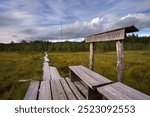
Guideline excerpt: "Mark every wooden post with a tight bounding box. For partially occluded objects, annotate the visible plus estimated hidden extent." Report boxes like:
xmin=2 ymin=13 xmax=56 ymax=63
xmin=116 ymin=40 xmax=124 ymax=82
xmin=89 ymin=42 xmax=94 ymax=70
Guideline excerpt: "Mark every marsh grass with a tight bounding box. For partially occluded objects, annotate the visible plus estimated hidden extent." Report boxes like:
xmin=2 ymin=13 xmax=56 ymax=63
xmin=49 ymin=51 xmax=150 ymax=95
xmin=0 ymin=51 xmax=149 ymax=99
xmin=0 ymin=52 xmax=43 ymax=99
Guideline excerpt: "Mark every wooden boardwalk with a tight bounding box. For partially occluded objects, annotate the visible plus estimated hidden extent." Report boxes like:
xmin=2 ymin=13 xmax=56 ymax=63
xmin=24 ymin=52 xmax=150 ymax=100
xmin=24 ymin=53 xmax=87 ymax=100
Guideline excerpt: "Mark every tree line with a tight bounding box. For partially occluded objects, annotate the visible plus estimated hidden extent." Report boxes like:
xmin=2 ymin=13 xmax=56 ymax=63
xmin=0 ymin=34 xmax=149 ymax=52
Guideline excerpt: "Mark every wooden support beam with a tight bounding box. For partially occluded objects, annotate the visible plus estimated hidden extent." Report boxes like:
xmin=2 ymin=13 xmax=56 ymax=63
xmin=87 ymin=88 xmax=103 ymax=100
xmin=70 ymin=70 xmax=80 ymax=82
xmin=116 ymin=40 xmax=124 ymax=82
xmin=89 ymin=42 xmax=94 ymax=70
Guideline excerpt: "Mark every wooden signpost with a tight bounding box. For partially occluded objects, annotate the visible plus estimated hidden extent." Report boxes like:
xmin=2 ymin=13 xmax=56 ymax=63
xmin=85 ymin=25 xmax=139 ymax=82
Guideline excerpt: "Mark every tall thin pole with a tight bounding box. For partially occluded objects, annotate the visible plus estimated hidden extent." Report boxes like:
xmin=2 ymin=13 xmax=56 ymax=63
xmin=61 ymin=20 xmax=62 ymax=42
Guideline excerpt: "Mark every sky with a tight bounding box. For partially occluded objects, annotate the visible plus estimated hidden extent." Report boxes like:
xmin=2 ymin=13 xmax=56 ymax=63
xmin=0 ymin=0 xmax=150 ymax=43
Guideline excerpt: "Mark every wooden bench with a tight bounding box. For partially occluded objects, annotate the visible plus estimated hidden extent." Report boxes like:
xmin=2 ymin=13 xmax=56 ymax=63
xmin=69 ymin=65 xmax=112 ymax=99
xmin=97 ymin=82 xmax=150 ymax=100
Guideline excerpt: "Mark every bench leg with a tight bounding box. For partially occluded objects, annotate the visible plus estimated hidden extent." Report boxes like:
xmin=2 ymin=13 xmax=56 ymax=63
xmin=70 ymin=70 xmax=80 ymax=82
xmin=87 ymin=88 xmax=103 ymax=100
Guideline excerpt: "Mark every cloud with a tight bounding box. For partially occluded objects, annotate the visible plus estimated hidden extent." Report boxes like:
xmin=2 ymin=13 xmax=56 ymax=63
xmin=106 ymin=13 xmax=150 ymax=31
xmin=0 ymin=11 xmax=35 ymax=27
xmin=1 ymin=13 xmax=150 ymax=43
xmin=21 ymin=17 xmax=105 ymax=42
xmin=0 ymin=0 xmax=150 ymax=43
xmin=22 ymin=13 xmax=150 ymax=42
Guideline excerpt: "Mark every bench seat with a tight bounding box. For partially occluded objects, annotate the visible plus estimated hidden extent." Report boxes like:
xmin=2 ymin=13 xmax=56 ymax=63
xmin=69 ymin=65 xmax=112 ymax=89
xmin=97 ymin=82 xmax=150 ymax=100
xmin=69 ymin=65 xmax=112 ymax=99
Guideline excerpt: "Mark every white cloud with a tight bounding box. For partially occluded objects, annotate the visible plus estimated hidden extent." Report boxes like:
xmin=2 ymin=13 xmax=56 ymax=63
xmin=109 ymin=13 xmax=150 ymax=30
xmin=0 ymin=11 xmax=35 ymax=27
xmin=22 ymin=17 xmax=105 ymax=42
xmin=1 ymin=13 xmax=150 ymax=43
xmin=0 ymin=0 xmax=150 ymax=43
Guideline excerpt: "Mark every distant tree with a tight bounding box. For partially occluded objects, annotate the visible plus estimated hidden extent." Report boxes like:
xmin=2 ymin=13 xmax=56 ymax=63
xmin=10 ymin=41 xmax=15 ymax=44
xmin=21 ymin=40 xmax=27 ymax=43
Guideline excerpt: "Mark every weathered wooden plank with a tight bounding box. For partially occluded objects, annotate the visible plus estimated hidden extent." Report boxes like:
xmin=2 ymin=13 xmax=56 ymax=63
xmin=97 ymin=82 xmax=150 ymax=100
xmin=65 ymin=78 xmax=85 ymax=100
xmin=24 ymin=81 xmax=39 ymax=100
xmin=74 ymin=81 xmax=88 ymax=97
xmin=49 ymin=66 xmax=62 ymax=80
xmin=55 ymin=80 xmax=67 ymax=100
xmin=97 ymin=85 xmax=132 ymax=100
xmin=69 ymin=66 xmax=100 ymax=88
xmin=111 ymin=82 xmax=150 ymax=100
xmin=80 ymin=80 xmax=88 ymax=89
xmin=60 ymin=79 xmax=77 ymax=100
xmin=79 ymin=65 xmax=112 ymax=85
xmin=89 ymin=42 xmax=94 ymax=70
xmin=85 ymin=29 xmax=125 ymax=42
xmin=43 ymin=62 xmax=51 ymax=80
xmin=51 ymin=80 xmax=61 ymax=100
xmin=51 ymin=80 xmax=67 ymax=100
xmin=38 ymin=81 xmax=51 ymax=100
xmin=116 ymin=41 xmax=124 ymax=82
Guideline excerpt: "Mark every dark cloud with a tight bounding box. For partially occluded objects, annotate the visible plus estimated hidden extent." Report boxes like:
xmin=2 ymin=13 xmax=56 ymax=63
xmin=0 ymin=14 xmax=19 ymax=26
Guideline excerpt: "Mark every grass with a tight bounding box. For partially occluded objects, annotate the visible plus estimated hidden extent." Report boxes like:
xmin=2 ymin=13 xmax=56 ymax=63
xmin=0 ymin=52 xmax=43 ymax=99
xmin=0 ymin=50 xmax=149 ymax=99
xmin=48 ymin=51 xmax=150 ymax=95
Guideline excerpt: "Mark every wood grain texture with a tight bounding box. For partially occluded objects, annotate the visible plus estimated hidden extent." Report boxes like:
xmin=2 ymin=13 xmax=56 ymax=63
xmin=60 ymin=79 xmax=77 ymax=100
xmin=116 ymin=40 xmax=124 ymax=82
xmin=55 ymin=79 xmax=67 ymax=100
xmin=85 ymin=29 xmax=125 ymax=42
xmin=38 ymin=81 xmax=51 ymax=100
xmin=79 ymin=65 xmax=112 ymax=84
xmin=65 ymin=78 xmax=85 ymax=100
xmin=24 ymin=81 xmax=39 ymax=100
xmin=111 ymin=82 xmax=150 ymax=100
xmin=49 ymin=66 xmax=62 ymax=80
xmin=69 ymin=66 xmax=100 ymax=88
xmin=97 ymin=82 xmax=150 ymax=100
xmin=51 ymin=80 xmax=61 ymax=100
xmin=74 ymin=81 xmax=88 ymax=97
xmin=43 ymin=62 xmax=51 ymax=80
xmin=89 ymin=42 xmax=94 ymax=70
